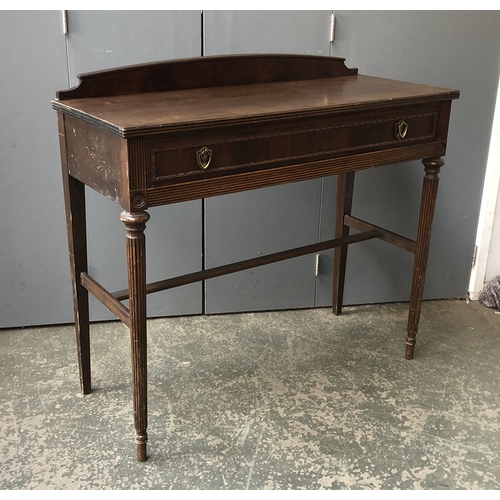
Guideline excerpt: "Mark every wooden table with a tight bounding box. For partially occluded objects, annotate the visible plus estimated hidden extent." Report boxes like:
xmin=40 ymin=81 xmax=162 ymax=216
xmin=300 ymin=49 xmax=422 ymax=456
xmin=52 ymin=54 xmax=459 ymax=461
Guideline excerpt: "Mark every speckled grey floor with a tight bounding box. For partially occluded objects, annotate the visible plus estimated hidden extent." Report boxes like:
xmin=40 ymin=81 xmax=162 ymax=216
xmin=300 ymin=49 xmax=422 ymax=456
xmin=1 ymin=299 xmax=500 ymax=490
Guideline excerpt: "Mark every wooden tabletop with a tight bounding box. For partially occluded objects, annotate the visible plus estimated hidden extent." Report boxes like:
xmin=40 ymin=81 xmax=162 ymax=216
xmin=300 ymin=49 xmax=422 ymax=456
xmin=52 ymin=75 xmax=459 ymax=137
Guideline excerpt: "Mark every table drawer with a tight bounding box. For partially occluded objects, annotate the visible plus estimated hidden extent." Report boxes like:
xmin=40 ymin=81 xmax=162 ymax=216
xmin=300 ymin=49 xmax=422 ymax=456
xmin=149 ymin=104 xmax=439 ymax=187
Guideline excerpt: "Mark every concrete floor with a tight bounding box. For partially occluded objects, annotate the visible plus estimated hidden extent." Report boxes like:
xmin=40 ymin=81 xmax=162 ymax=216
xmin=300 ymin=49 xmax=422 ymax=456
xmin=1 ymin=299 xmax=500 ymax=490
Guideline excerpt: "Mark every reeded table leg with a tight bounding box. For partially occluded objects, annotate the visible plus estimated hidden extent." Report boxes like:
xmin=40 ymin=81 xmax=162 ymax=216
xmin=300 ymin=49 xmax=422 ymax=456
xmin=332 ymin=172 xmax=355 ymax=315
xmin=406 ymin=157 xmax=444 ymax=360
xmin=62 ymin=173 xmax=91 ymax=395
xmin=121 ymin=210 xmax=150 ymax=462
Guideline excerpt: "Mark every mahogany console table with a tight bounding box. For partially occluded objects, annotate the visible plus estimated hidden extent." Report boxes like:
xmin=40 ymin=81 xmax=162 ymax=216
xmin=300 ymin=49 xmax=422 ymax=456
xmin=52 ymin=54 xmax=459 ymax=461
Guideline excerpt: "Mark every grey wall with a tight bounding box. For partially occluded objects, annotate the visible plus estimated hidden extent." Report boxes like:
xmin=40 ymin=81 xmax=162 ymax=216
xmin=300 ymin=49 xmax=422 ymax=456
xmin=64 ymin=11 xmax=203 ymax=322
xmin=0 ymin=11 xmax=203 ymax=328
xmin=0 ymin=11 xmax=69 ymax=327
xmin=205 ymin=11 xmax=500 ymax=313
xmin=203 ymin=11 xmax=332 ymax=314
xmin=1 ymin=11 xmax=499 ymax=328
xmin=317 ymin=11 xmax=500 ymax=307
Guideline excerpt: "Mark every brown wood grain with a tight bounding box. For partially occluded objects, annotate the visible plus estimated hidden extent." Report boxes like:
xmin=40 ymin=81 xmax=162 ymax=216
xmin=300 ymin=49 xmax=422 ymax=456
xmin=56 ymin=54 xmax=358 ymax=100
xmin=54 ymin=54 xmax=460 ymax=461
xmin=53 ymin=75 xmax=458 ymax=137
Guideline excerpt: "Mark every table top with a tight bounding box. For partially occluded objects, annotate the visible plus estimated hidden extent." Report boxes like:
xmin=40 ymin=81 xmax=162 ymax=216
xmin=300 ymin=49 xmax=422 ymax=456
xmin=52 ymin=74 xmax=459 ymax=137
xmin=54 ymin=54 xmax=460 ymax=211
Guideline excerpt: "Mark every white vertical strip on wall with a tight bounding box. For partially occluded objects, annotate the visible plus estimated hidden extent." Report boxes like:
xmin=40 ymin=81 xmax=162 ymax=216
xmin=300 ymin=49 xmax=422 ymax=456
xmin=468 ymin=69 xmax=500 ymax=299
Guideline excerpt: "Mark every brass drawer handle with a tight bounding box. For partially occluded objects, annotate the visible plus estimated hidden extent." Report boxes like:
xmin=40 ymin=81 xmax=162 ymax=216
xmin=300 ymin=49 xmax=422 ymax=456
xmin=196 ymin=146 xmax=212 ymax=170
xmin=395 ymin=120 xmax=408 ymax=140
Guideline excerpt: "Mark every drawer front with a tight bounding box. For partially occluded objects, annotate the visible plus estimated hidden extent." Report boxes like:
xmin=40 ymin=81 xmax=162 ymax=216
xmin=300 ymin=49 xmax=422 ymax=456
xmin=149 ymin=104 xmax=439 ymax=187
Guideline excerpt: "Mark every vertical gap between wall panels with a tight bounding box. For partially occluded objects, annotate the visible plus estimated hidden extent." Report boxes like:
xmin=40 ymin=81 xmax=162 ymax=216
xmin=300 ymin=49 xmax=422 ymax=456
xmin=63 ymin=10 xmax=71 ymax=87
xmin=314 ymin=178 xmax=325 ymax=307
xmin=316 ymin=10 xmax=334 ymax=306
xmin=201 ymin=10 xmax=205 ymax=57
xmin=201 ymin=10 xmax=206 ymax=314
xmin=328 ymin=11 xmax=334 ymax=57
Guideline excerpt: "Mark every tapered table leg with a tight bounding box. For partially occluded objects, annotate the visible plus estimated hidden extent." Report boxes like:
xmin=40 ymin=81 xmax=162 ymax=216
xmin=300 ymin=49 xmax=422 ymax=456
xmin=406 ymin=157 xmax=444 ymax=360
xmin=332 ymin=172 xmax=355 ymax=315
xmin=62 ymin=173 xmax=91 ymax=395
xmin=120 ymin=210 xmax=150 ymax=462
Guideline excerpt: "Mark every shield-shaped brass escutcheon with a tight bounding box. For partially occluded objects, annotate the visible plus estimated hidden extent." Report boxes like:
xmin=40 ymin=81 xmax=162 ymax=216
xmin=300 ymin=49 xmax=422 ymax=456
xmin=196 ymin=146 xmax=212 ymax=170
xmin=395 ymin=119 xmax=409 ymax=140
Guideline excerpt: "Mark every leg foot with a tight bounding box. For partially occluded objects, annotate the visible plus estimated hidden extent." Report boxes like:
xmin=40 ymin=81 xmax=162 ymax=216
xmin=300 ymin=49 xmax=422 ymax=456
xmin=405 ymin=339 xmax=415 ymax=360
xmin=135 ymin=432 xmax=148 ymax=462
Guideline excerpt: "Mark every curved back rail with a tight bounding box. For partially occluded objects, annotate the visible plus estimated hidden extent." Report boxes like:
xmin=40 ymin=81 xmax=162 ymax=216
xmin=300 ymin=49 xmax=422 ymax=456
xmin=56 ymin=54 xmax=358 ymax=100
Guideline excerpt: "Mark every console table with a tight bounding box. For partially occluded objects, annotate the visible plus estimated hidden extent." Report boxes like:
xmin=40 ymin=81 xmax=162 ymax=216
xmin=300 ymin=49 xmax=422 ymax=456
xmin=52 ymin=54 xmax=459 ymax=461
